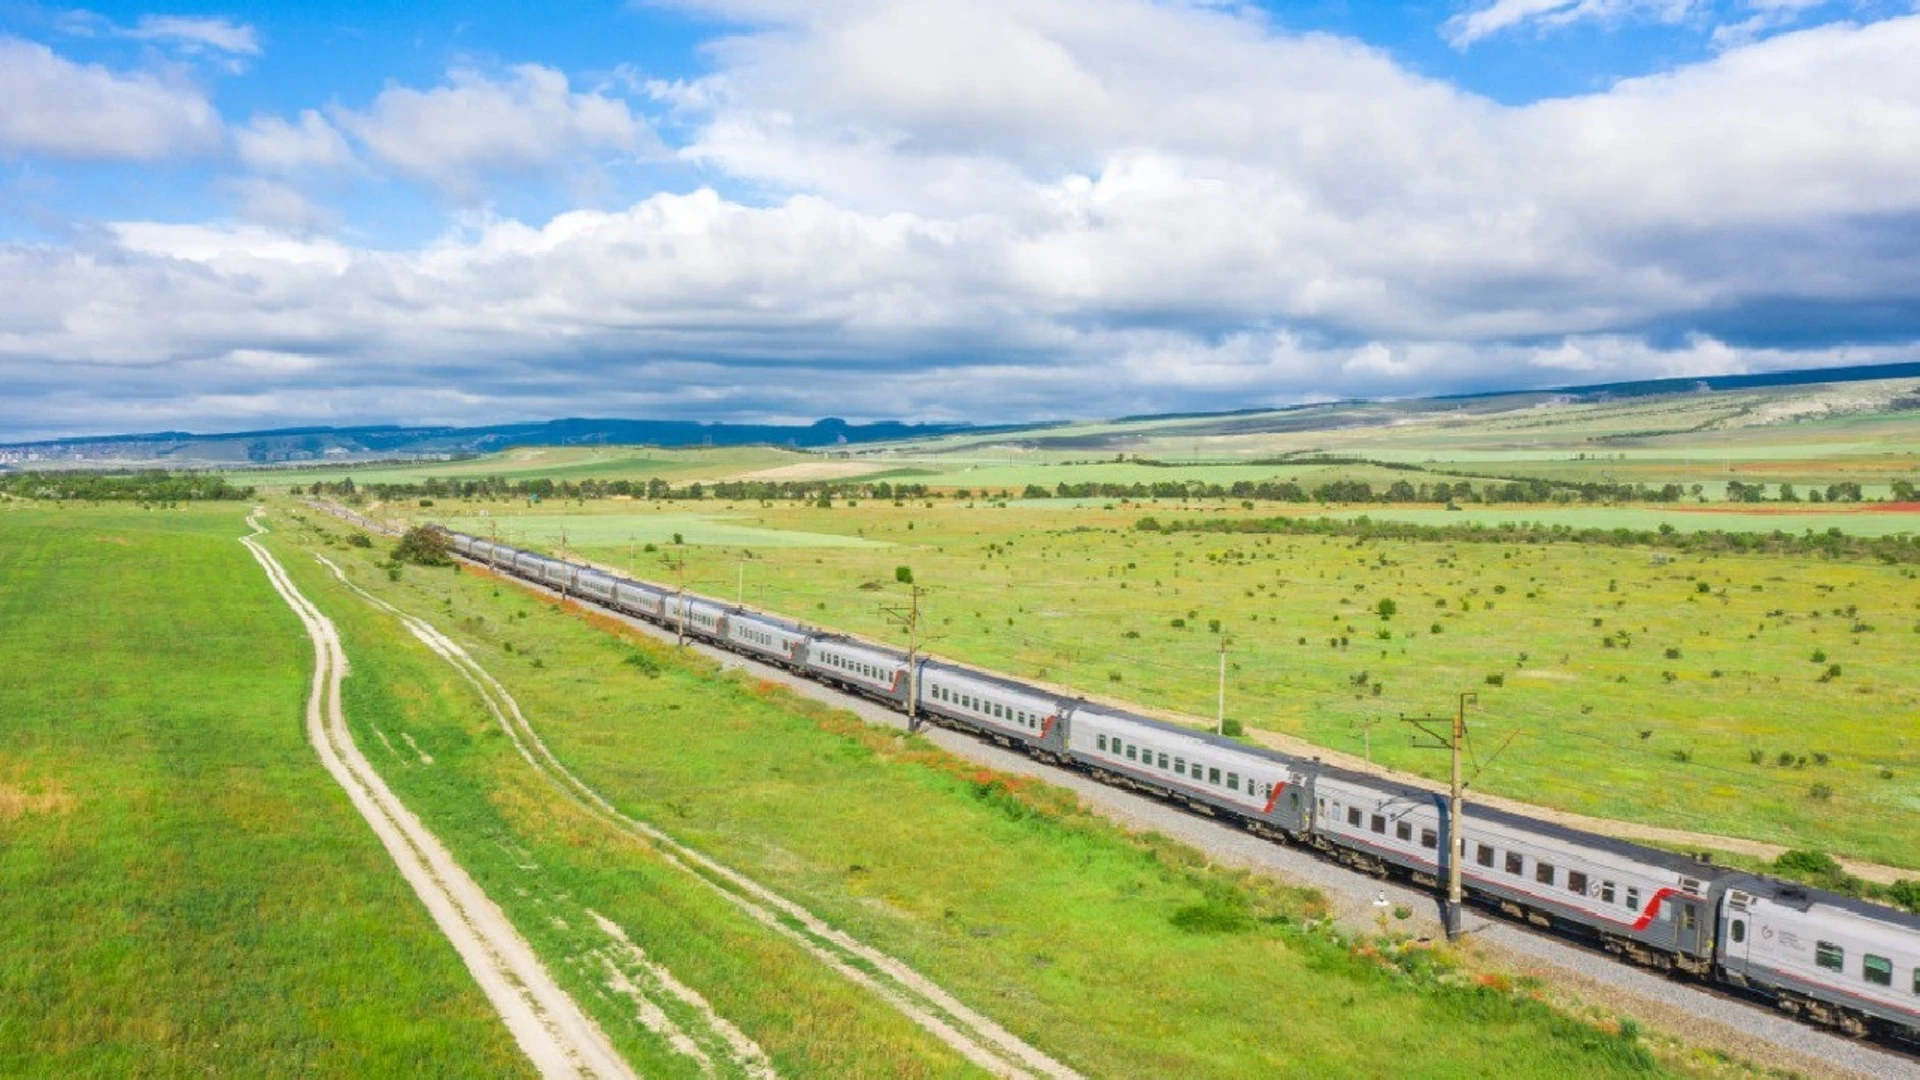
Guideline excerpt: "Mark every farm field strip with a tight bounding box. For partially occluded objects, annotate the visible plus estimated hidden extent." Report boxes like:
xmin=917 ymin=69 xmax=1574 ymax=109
xmin=238 ymin=514 xmax=635 ymax=1080
xmin=311 ymin=549 xmax=1079 ymax=1080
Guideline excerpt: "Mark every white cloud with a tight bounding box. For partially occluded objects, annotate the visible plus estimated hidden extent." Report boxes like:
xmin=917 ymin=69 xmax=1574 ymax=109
xmin=0 ymin=36 xmax=222 ymax=161
xmin=6 ymin=1 xmax=1920 ymax=434
xmin=125 ymin=15 xmax=260 ymax=55
xmin=221 ymin=177 xmax=334 ymax=232
xmin=1445 ymin=0 xmax=1704 ymax=46
xmin=235 ymin=109 xmax=353 ymax=172
xmin=333 ymin=64 xmax=655 ymax=197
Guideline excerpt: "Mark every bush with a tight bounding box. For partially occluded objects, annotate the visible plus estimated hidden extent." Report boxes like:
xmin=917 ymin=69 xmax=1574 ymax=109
xmin=623 ymin=651 xmax=662 ymax=677
xmin=391 ymin=527 xmax=451 ymax=567
xmin=1484 ymin=673 xmax=1504 ymax=687
xmin=895 ymin=565 xmax=914 ymax=584
xmin=1221 ymin=718 xmax=1244 ymax=737
xmin=346 ymin=532 xmax=373 ymax=549
xmin=1375 ymin=598 xmax=1397 ymax=619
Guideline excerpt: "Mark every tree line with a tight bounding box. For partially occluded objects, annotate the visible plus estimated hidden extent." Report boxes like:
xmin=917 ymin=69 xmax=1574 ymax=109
xmin=298 ymin=476 xmax=933 ymax=503
xmin=1137 ymin=513 xmax=1920 ymax=564
xmin=0 ymin=471 xmax=255 ymax=502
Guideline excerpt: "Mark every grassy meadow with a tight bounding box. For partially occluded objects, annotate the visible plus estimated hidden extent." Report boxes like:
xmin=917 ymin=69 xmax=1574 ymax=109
xmin=0 ymin=504 xmax=532 ymax=1078
xmin=393 ymin=496 xmax=1920 ymax=870
xmin=265 ymin=504 xmax=1749 ymax=1079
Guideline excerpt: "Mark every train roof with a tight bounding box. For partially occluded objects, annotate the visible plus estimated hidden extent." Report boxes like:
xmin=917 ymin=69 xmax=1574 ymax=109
xmin=1735 ymin=873 xmax=1920 ymax=930
xmin=1312 ymin=758 xmax=1737 ymax=880
xmin=807 ymin=634 xmax=908 ymax=663
xmin=920 ymin=659 xmax=1080 ymax=704
xmin=724 ymin=605 xmax=809 ymax=635
xmin=1071 ymin=699 xmax=1315 ymax=773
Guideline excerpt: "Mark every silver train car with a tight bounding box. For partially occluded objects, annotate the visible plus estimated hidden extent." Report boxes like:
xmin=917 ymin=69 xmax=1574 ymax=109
xmin=435 ymin=526 xmax=1920 ymax=1045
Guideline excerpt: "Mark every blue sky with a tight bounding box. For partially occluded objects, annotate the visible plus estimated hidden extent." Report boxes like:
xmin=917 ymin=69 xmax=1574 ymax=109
xmin=3 ymin=0 xmax=1918 ymax=438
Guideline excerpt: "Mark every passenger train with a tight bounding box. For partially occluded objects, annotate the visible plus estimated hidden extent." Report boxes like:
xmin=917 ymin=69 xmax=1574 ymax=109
xmin=442 ymin=527 xmax=1919 ymax=1045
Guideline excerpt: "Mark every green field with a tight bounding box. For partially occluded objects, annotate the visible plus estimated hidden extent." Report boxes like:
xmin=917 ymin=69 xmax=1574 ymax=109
xmin=402 ymin=497 xmax=1920 ymax=870
xmin=263 ymin=505 xmax=1747 ymax=1077
xmin=0 ymin=505 xmax=531 ymax=1078
xmin=233 ymin=445 xmax=805 ymax=490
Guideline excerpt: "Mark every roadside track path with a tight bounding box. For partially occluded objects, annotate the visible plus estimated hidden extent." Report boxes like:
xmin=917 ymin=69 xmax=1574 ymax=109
xmin=240 ymin=512 xmax=636 ymax=1080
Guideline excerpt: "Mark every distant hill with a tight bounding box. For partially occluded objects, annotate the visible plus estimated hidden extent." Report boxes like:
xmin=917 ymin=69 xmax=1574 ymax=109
xmin=0 ymin=417 xmax=1026 ymax=468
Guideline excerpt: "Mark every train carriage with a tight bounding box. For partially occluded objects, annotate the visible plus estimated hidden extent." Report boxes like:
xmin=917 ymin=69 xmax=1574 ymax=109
xmin=1313 ymin=768 xmax=1736 ymax=972
xmin=917 ymin=662 xmax=1070 ymax=756
xmin=802 ymin=637 xmax=910 ymax=706
xmin=1720 ymin=877 xmax=1920 ymax=1037
xmin=612 ymin=579 xmax=667 ymax=620
xmin=574 ymin=568 xmax=617 ymax=604
xmin=1065 ymin=703 xmax=1309 ymax=836
xmin=665 ymin=596 xmax=729 ymax=642
xmin=723 ymin=609 xmax=812 ymax=667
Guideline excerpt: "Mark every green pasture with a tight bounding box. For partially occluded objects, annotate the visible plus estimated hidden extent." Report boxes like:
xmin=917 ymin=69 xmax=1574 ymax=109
xmin=445 ymin=497 xmax=1920 ymax=869
xmin=443 ymin=511 xmax=890 ymax=550
xmin=275 ymin=507 xmax=1726 ymax=1078
xmin=0 ymin=505 xmax=530 ymax=1078
xmin=229 ymin=444 xmax=801 ymax=490
xmin=1320 ymin=506 xmax=1920 ymax=537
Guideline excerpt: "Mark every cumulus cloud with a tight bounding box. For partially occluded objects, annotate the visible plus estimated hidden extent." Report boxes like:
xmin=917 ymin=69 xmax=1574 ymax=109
xmin=0 ymin=36 xmax=222 ymax=160
xmin=6 ymin=1 xmax=1920 ymax=435
xmin=235 ymin=109 xmax=354 ymax=172
xmin=334 ymin=64 xmax=655 ymax=197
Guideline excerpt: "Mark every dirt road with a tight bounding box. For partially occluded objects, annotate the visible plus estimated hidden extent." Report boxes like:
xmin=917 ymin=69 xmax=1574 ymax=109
xmin=240 ymin=513 xmax=635 ymax=1080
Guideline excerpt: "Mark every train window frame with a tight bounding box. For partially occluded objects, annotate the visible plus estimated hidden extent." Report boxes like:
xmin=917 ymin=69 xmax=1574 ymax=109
xmin=1159 ymin=753 xmax=1170 ymax=770
xmin=1208 ymin=767 xmax=1222 ymax=785
xmin=1126 ymin=745 xmax=1137 ymax=761
xmin=1395 ymin=821 xmax=1412 ymax=842
xmin=1625 ymin=887 xmax=1640 ymax=911
xmin=1863 ymin=955 xmax=1892 ymax=987
xmin=1505 ymin=852 xmax=1524 ymax=876
xmin=1600 ymin=881 xmax=1615 ymax=904
xmin=1097 ymin=734 xmax=1108 ymax=751
xmin=1420 ymin=828 xmax=1437 ymax=850
xmin=1536 ymin=862 xmax=1556 ymax=887
xmin=1370 ymin=814 xmax=1386 ymax=834
xmin=1227 ymin=773 xmax=1239 ymax=791
xmin=1567 ymin=871 xmax=1589 ymax=895
xmin=1815 ymin=941 xmax=1844 ymax=972
xmin=1347 ymin=807 xmax=1363 ymax=827
xmin=1729 ymin=919 xmax=1745 ymax=944
xmin=1476 ymin=844 xmax=1495 ymax=868
xmin=1680 ymin=906 xmax=1697 ymax=931
xmin=1174 ymin=758 xmax=1186 ymax=776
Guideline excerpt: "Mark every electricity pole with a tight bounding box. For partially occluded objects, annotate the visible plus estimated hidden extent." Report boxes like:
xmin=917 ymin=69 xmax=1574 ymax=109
xmin=667 ymin=553 xmax=687 ymax=647
xmin=1215 ymin=633 xmax=1228 ymax=735
xmin=881 ymin=583 xmax=927 ymax=733
xmin=489 ymin=520 xmax=498 ymax=571
xmin=1403 ymin=691 xmax=1477 ymax=938
xmin=559 ymin=527 xmax=571 ymax=602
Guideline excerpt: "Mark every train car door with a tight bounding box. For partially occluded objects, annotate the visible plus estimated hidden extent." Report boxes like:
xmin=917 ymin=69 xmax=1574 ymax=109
xmin=1672 ymin=894 xmax=1705 ymax=955
xmin=1719 ymin=889 xmax=1752 ymax=967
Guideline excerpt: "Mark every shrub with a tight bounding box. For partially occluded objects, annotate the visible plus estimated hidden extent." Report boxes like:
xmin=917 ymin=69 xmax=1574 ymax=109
xmin=1484 ymin=673 xmax=1504 ymax=687
xmin=1170 ymin=618 xmax=1187 ymax=629
xmin=894 ymin=565 xmax=914 ymax=584
xmin=1221 ymin=718 xmax=1244 ymax=737
xmin=346 ymin=532 xmax=373 ymax=549
xmin=1696 ymin=580 xmax=1711 ymax=593
xmin=1376 ymin=598 xmax=1397 ymax=619
xmin=1663 ymin=647 xmax=1681 ymax=660
xmin=1748 ymin=748 xmax=1764 ymax=765
xmin=391 ymin=526 xmax=452 ymax=567
xmin=623 ymin=651 xmax=662 ymax=677
xmin=1807 ymin=783 xmax=1834 ymax=801
xmin=1811 ymin=649 xmax=1827 ymax=663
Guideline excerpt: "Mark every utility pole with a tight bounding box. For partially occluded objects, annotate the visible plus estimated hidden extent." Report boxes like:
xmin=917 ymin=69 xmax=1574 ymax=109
xmin=1403 ymin=691 xmax=1477 ymax=938
xmin=667 ymin=553 xmax=687 ymax=647
xmin=1353 ymin=715 xmax=1384 ymax=764
xmin=881 ymin=583 xmax=927 ymax=733
xmin=559 ymin=527 xmax=571 ymax=602
xmin=489 ymin=519 xmax=498 ymax=571
xmin=1215 ymin=633 xmax=1228 ymax=735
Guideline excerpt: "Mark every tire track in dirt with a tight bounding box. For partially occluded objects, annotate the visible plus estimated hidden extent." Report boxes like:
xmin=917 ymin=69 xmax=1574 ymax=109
xmin=315 ymin=552 xmax=1079 ymax=1080
xmin=240 ymin=512 xmax=636 ymax=1080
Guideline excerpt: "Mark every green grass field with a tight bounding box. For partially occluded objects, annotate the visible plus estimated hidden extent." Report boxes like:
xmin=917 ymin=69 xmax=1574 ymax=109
xmin=265 ymin=504 xmax=1747 ymax=1078
xmin=402 ymin=497 xmax=1920 ymax=870
xmin=0 ymin=504 xmax=532 ymax=1078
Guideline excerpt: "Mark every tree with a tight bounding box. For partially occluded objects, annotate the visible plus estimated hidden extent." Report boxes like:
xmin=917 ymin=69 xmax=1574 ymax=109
xmin=1375 ymin=598 xmax=1397 ymax=619
xmin=392 ymin=526 xmax=452 ymax=566
xmin=895 ymin=565 xmax=914 ymax=584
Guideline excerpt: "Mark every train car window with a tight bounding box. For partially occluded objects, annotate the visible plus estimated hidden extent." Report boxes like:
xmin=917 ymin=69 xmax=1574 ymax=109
xmin=1159 ymin=753 xmax=1170 ymax=769
xmin=1477 ymin=844 xmax=1495 ymax=868
xmin=1815 ymin=942 xmax=1844 ymax=972
xmin=1568 ymin=871 xmax=1589 ymax=895
xmin=1601 ymin=881 xmax=1616 ymax=904
xmin=1420 ymin=828 xmax=1437 ymax=850
xmin=1347 ymin=807 xmax=1362 ymax=827
xmin=1912 ymin=968 xmax=1919 ymax=995
xmin=1505 ymin=852 xmax=1524 ymax=876
xmin=1126 ymin=745 xmax=1137 ymax=761
xmin=1174 ymin=759 xmax=1186 ymax=775
xmin=1729 ymin=919 xmax=1745 ymax=944
xmin=1395 ymin=822 xmax=1412 ymax=842
xmin=1536 ymin=862 xmax=1556 ymax=886
xmin=1625 ymin=887 xmax=1640 ymax=911
xmin=1098 ymin=734 xmax=1108 ymax=751
xmin=1863 ymin=955 xmax=1892 ymax=986
xmin=1208 ymin=767 xmax=1221 ymax=785
xmin=1370 ymin=814 xmax=1386 ymax=834
xmin=1680 ymin=906 xmax=1697 ymax=931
